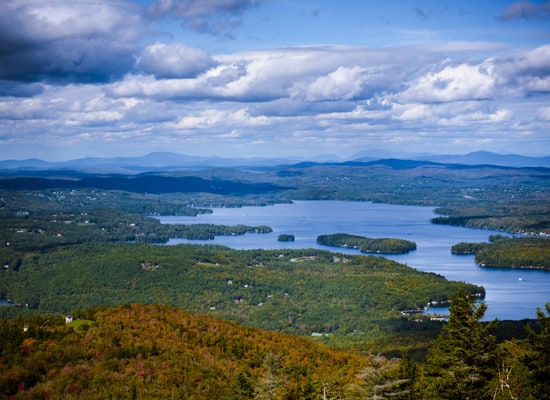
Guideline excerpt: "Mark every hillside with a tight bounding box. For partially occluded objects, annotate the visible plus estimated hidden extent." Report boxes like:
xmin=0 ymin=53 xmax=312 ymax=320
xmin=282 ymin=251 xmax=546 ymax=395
xmin=2 ymin=299 xmax=548 ymax=400
xmin=0 ymin=304 xmax=373 ymax=399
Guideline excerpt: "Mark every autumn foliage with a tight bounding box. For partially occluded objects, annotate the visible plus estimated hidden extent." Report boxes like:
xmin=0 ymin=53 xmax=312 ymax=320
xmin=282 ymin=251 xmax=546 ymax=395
xmin=0 ymin=304 xmax=374 ymax=399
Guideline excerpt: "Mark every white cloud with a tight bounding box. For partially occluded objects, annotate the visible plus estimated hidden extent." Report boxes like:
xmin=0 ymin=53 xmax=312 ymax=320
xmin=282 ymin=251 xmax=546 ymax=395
xmin=392 ymin=103 xmax=433 ymax=121
xmin=518 ymin=76 xmax=550 ymax=92
xmin=173 ymin=107 xmax=271 ymax=130
xmin=437 ymin=108 xmax=512 ymax=126
xmin=396 ymin=61 xmax=497 ymax=103
xmin=110 ymin=46 xmax=423 ymax=101
xmin=2 ymin=38 xmax=550 ymax=158
xmin=496 ymin=44 xmax=550 ymax=93
xmin=302 ymin=66 xmax=366 ymax=101
xmin=138 ymin=42 xmax=216 ymax=78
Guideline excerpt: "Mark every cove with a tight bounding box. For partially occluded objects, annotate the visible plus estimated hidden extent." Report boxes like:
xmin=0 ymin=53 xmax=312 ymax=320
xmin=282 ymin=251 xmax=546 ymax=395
xmin=158 ymin=200 xmax=549 ymax=321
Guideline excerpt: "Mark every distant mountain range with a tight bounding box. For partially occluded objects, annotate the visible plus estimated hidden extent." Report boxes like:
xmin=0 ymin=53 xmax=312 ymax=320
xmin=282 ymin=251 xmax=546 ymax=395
xmin=350 ymin=150 xmax=550 ymax=168
xmin=0 ymin=151 xmax=548 ymax=173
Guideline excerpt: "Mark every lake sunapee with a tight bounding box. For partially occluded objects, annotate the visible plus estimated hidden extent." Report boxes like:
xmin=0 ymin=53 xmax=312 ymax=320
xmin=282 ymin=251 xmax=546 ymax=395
xmin=158 ymin=200 xmax=549 ymax=321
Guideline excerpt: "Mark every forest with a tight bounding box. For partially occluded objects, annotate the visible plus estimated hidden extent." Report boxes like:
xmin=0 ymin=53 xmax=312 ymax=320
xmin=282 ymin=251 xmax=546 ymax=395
xmin=0 ymin=291 xmax=548 ymax=399
xmin=0 ymin=242 xmax=480 ymax=341
xmin=317 ymin=233 xmax=416 ymax=254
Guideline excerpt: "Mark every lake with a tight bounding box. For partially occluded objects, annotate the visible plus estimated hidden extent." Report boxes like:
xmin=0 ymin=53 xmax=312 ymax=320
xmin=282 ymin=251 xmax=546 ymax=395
xmin=158 ymin=200 xmax=549 ymax=321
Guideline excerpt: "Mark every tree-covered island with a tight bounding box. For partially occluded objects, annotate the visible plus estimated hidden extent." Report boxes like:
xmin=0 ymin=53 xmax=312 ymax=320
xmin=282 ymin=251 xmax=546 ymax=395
xmin=451 ymin=237 xmax=550 ymax=270
xmin=277 ymin=234 xmax=295 ymax=241
xmin=451 ymin=242 xmax=490 ymax=254
xmin=475 ymin=237 xmax=550 ymax=270
xmin=317 ymin=233 xmax=417 ymax=254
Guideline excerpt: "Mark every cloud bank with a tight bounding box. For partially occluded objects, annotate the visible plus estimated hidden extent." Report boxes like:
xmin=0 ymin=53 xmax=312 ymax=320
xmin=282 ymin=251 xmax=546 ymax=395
xmin=0 ymin=0 xmax=549 ymax=160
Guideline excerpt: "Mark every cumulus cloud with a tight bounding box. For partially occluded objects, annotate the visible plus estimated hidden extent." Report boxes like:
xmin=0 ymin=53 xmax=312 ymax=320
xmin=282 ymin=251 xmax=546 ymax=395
xmin=0 ymin=0 xmax=142 ymax=83
xmin=495 ymin=44 xmax=550 ymax=93
xmin=395 ymin=61 xmax=497 ymax=103
xmin=138 ymin=42 xmax=216 ymax=78
xmin=110 ymin=46 xmax=421 ymax=102
xmin=41 ymin=43 xmax=550 ymax=122
xmin=499 ymin=1 xmax=550 ymax=21
xmin=173 ymin=107 xmax=270 ymax=130
xmin=302 ymin=66 xmax=367 ymax=101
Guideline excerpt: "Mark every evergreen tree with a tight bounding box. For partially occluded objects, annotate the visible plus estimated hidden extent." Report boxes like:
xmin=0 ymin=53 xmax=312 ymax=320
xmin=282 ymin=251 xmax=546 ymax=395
xmin=418 ymin=285 xmax=497 ymax=399
xmin=523 ymin=303 xmax=550 ymax=400
xmin=491 ymin=339 xmax=531 ymax=400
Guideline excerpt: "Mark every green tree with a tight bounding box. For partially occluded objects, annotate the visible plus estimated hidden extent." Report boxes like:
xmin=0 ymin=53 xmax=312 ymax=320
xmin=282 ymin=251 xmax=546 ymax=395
xmin=419 ymin=285 xmax=497 ymax=399
xmin=523 ymin=303 xmax=550 ymax=399
xmin=491 ymin=339 xmax=531 ymax=400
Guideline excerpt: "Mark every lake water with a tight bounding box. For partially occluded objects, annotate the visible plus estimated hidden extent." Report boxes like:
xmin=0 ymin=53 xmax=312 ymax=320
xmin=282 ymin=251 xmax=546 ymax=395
xmin=158 ymin=200 xmax=549 ymax=321
xmin=0 ymin=299 xmax=11 ymax=307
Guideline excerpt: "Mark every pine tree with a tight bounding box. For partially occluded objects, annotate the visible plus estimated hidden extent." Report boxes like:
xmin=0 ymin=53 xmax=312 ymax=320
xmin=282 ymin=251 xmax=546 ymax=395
xmin=523 ymin=303 xmax=550 ymax=400
xmin=418 ymin=285 xmax=497 ymax=399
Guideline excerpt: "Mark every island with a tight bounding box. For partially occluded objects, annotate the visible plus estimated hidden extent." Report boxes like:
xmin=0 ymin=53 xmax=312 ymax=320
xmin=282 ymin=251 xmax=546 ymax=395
xmin=474 ymin=237 xmax=550 ymax=270
xmin=450 ymin=237 xmax=550 ymax=270
xmin=277 ymin=234 xmax=295 ymax=242
xmin=451 ymin=242 xmax=489 ymax=254
xmin=317 ymin=233 xmax=416 ymax=254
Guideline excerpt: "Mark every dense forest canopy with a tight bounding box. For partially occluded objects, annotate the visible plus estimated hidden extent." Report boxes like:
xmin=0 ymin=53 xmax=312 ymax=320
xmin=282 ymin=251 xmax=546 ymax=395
xmin=0 ymin=242 xmax=481 ymax=338
xmin=1 ymin=299 xmax=548 ymax=399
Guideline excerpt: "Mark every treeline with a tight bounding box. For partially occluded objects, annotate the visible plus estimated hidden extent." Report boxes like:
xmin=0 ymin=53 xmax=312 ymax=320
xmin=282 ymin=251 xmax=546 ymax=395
xmin=317 ymin=233 xmax=417 ymax=254
xmin=432 ymin=203 xmax=549 ymax=235
xmin=1 ymin=294 xmax=549 ymax=399
xmin=0 ymin=174 xmax=289 ymax=195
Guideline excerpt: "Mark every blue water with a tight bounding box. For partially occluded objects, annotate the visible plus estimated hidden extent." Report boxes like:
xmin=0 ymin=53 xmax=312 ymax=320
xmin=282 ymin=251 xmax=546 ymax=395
xmin=0 ymin=299 xmax=11 ymax=307
xmin=158 ymin=200 xmax=549 ymax=321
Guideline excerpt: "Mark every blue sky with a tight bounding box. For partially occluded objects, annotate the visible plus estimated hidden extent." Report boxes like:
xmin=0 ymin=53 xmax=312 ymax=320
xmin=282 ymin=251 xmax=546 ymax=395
xmin=1 ymin=0 xmax=549 ymax=161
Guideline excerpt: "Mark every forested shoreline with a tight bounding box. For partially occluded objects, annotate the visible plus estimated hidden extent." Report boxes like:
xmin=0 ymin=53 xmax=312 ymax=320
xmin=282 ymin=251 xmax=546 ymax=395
xmin=451 ymin=237 xmax=550 ymax=270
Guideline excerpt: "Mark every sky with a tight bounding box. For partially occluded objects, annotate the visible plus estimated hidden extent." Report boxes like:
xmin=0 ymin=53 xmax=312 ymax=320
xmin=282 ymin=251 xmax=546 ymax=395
xmin=1 ymin=0 xmax=549 ymax=161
